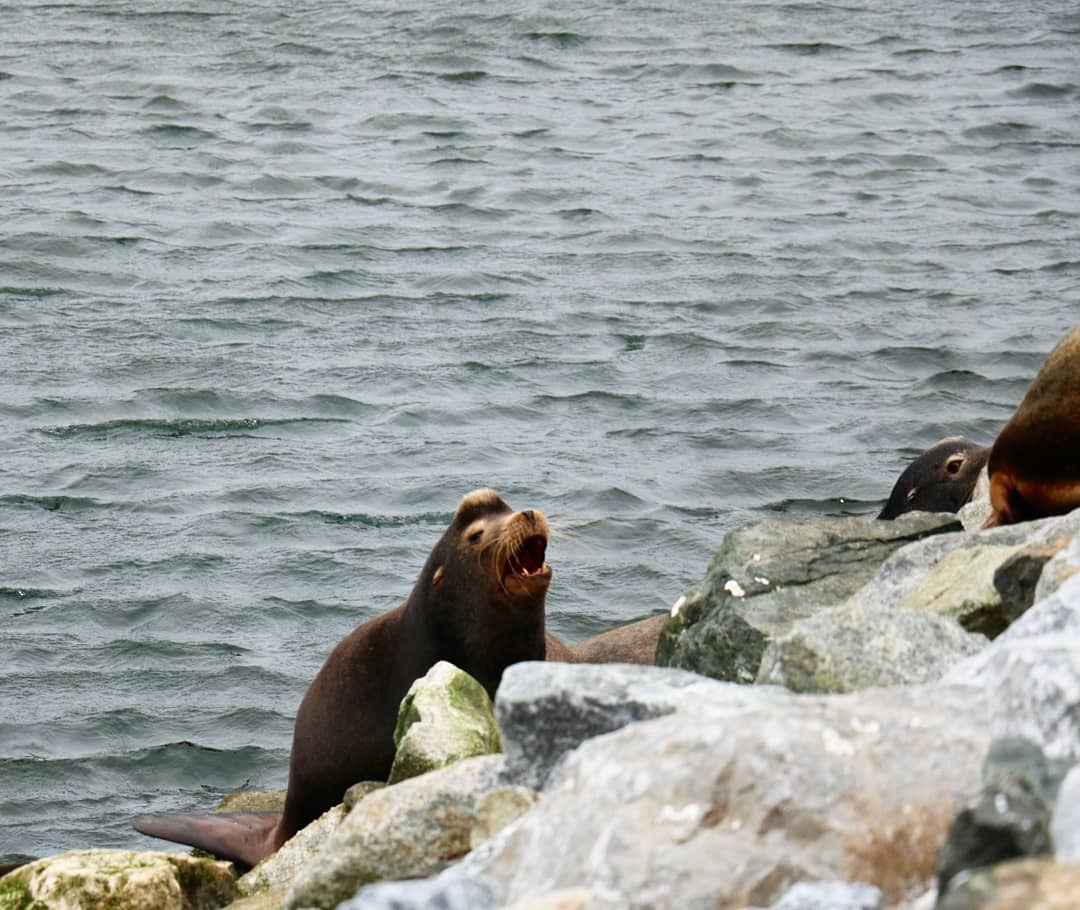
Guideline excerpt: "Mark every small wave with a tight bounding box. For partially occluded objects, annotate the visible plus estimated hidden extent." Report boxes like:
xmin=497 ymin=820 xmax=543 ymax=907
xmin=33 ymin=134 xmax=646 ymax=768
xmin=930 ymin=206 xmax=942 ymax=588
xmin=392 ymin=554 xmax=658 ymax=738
xmin=438 ymin=70 xmax=488 ymax=82
xmin=0 ymin=586 xmax=69 ymax=602
xmin=0 ymin=743 xmax=277 ymax=798
xmin=272 ymin=41 xmax=333 ymax=57
xmin=0 ymin=493 xmax=108 ymax=513
xmin=142 ymin=94 xmax=189 ymax=112
xmin=27 ymin=161 xmax=114 ymax=178
xmin=522 ymin=31 xmax=590 ymax=48
xmin=762 ymin=496 xmax=878 ymax=517
xmin=768 ymin=42 xmax=851 ymax=56
xmin=139 ymin=123 xmax=218 ymax=141
xmin=1008 ymin=82 xmax=1075 ymax=100
xmin=962 ymin=121 xmax=1036 ymax=142
xmin=38 ymin=416 xmax=348 ymax=440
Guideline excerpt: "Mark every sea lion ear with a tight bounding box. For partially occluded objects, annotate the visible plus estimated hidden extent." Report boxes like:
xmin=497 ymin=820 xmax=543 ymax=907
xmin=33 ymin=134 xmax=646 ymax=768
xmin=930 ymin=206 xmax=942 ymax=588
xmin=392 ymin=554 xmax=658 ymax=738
xmin=432 ymin=566 xmax=445 ymax=587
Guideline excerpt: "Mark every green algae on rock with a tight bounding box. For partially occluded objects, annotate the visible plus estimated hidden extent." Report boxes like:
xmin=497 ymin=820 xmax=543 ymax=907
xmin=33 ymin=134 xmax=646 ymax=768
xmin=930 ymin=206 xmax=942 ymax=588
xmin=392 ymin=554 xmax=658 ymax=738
xmin=0 ymin=850 xmax=236 ymax=910
xmin=388 ymin=661 xmax=501 ymax=785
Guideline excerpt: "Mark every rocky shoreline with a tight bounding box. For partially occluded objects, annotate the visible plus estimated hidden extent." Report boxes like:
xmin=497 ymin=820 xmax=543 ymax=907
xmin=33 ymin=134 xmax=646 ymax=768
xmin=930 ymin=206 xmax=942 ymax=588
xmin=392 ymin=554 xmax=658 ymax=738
xmin=4 ymin=502 xmax=1080 ymax=910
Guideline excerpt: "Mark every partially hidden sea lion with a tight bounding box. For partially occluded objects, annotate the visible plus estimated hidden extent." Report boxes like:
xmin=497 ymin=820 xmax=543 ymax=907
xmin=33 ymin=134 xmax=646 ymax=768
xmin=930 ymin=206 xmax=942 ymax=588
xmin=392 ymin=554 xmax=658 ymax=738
xmin=566 ymin=614 xmax=667 ymax=665
xmin=133 ymin=489 xmax=562 ymax=868
xmin=877 ymin=437 xmax=990 ymax=520
xmin=985 ymin=324 xmax=1080 ymax=527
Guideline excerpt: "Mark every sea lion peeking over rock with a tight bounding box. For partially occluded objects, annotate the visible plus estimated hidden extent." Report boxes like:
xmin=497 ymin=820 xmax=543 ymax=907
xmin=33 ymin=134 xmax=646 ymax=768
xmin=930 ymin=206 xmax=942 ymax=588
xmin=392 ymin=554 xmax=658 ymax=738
xmin=878 ymin=437 xmax=990 ymax=520
xmin=985 ymin=324 xmax=1080 ymax=527
xmin=133 ymin=489 xmax=561 ymax=868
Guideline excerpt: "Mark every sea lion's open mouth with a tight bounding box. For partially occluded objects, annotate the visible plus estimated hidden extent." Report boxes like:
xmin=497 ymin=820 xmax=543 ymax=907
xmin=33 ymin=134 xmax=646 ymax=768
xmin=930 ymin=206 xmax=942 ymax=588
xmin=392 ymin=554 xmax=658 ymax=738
xmin=509 ymin=534 xmax=548 ymax=577
xmin=500 ymin=532 xmax=551 ymax=594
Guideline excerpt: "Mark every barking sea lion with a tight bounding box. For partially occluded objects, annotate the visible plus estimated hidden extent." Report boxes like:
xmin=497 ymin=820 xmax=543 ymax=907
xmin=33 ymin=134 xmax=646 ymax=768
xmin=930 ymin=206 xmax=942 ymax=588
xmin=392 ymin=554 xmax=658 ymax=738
xmin=133 ymin=489 xmax=562 ymax=867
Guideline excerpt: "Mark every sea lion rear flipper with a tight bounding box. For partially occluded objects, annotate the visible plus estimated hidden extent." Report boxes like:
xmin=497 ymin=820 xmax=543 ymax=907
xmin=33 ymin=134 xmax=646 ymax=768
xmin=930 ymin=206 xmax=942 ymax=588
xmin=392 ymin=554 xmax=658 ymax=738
xmin=132 ymin=811 xmax=282 ymax=868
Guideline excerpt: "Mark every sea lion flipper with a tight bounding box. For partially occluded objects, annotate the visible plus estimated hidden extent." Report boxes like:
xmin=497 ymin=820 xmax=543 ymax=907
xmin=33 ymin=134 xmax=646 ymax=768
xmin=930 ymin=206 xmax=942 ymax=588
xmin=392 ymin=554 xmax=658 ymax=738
xmin=132 ymin=811 xmax=281 ymax=868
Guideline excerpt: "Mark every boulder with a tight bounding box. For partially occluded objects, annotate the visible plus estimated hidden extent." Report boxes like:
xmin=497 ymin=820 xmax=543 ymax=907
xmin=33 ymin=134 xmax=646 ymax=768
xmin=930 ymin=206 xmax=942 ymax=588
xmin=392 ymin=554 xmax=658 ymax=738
xmin=0 ymin=850 xmax=236 ymax=910
xmin=1050 ymin=765 xmax=1080 ymax=861
xmin=388 ymin=661 xmax=501 ymax=785
xmin=897 ymin=544 xmax=1061 ymax=637
xmin=451 ymin=663 xmax=989 ymax=909
xmin=337 ymin=876 xmax=498 ymax=910
xmin=935 ymin=738 xmax=1071 ymax=893
xmin=1034 ymin=535 xmax=1080 ymax=603
xmin=936 ymin=857 xmax=1080 ymax=910
xmin=945 ymin=573 xmax=1080 ymax=761
xmin=766 ymin=880 xmax=883 ymax=910
xmin=236 ymin=804 xmax=347 ymax=897
xmin=850 ymin=511 xmax=1080 ymax=617
xmin=757 ymin=600 xmax=984 ymax=693
xmin=495 ymin=661 xmax=766 ymax=790
xmin=215 ymin=791 xmax=286 ymax=813
xmin=655 ymin=512 xmax=962 ymax=682
xmin=283 ymin=755 xmax=505 ymax=910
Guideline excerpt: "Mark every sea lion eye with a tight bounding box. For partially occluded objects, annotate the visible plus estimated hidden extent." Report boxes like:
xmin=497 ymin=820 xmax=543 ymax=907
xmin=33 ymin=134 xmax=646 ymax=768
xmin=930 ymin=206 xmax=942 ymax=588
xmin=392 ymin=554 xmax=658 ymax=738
xmin=945 ymin=455 xmax=965 ymax=475
xmin=467 ymin=529 xmax=483 ymax=544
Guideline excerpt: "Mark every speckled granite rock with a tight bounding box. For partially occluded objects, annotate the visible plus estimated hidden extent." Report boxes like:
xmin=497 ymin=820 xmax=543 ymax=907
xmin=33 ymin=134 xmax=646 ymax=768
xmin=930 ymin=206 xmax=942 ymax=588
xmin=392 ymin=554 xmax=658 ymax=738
xmin=656 ymin=512 xmax=962 ymax=682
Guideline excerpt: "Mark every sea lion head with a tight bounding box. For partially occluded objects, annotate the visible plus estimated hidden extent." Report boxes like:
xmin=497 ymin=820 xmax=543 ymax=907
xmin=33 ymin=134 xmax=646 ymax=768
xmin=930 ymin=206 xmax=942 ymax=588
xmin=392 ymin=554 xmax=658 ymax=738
xmin=409 ymin=489 xmax=553 ymax=690
xmin=878 ymin=437 xmax=990 ymax=520
xmin=422 ymin=488 xmax=552 ymax=606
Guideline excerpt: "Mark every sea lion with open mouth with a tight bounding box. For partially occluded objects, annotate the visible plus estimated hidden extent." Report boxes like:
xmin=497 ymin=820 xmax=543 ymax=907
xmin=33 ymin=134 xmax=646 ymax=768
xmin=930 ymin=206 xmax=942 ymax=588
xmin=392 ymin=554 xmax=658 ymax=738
xmin=134 ymin=488 xmax=563 ymax=867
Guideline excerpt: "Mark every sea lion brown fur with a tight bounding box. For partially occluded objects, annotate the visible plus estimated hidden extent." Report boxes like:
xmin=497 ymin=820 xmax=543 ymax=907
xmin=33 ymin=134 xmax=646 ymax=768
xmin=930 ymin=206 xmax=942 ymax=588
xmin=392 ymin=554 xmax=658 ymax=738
xmin=133 ymin=489 xmax=561 ymax=867
xmin=985 ymin=324 xmax=1080 ymax=527
xmin=877 ymin=437 xmax=990 ymax=520
xmin=567 ymin=614 xmax=667 ymax=665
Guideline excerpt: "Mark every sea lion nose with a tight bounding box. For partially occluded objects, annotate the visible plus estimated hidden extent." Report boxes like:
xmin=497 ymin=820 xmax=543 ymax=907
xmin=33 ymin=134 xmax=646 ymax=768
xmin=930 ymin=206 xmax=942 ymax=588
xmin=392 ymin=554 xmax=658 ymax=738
xmin=523 ymin=510 xmax=535 ymax=524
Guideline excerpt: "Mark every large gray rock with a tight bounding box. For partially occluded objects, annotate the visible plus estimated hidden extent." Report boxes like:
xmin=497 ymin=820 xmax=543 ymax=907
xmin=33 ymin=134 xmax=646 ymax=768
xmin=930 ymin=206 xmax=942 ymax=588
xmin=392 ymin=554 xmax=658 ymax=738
xmin=0 ymin=850 xmax=237 ymax=910
xmin=338 ymin=876 xmax=498 ymax=910
xmin=757 ymin=600 xmax=985 ymax=693
xmin=768 ymin=880 xmax=883 ymax=910
xmin=454 ymin=664 xmax=990 ymax=909
xmin=283 ymin=756 xmax=505 ymax=910
xmin=237 ymin=804 xmax=347 ymax=897
xmin=1035 ymin=535 xmax=1080 ymax=603
xmin=936 ymin=856 xmax=1080 ymax=909
xmin=755 ymin=512 xmax=1080 ymax=694
xmin=897 ymin=543 xmax=1062 ymax=637
xmin=1051 ymin=765 xmax=1080 ymax=861
xmin=495 ymin=661 xmax=764 ymax=790
xmin=945 ymin=573 xmax=1080 ymax=761
xmin=655 ymin=512 xmax=962 ymax=682
xmin=851 ymin=510 xmax=1080 ymax=616
xmin=935 ymin=738 xmax=1071 ymax=893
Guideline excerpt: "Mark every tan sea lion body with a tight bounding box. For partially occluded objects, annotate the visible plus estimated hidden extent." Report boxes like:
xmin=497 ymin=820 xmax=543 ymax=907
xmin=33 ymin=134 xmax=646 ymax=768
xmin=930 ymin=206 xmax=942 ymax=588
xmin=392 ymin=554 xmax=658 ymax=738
xmin=566 ymin=614 xmax=666 ymax=665
xmin=986 ymin=325 xmax=1080 ymax=527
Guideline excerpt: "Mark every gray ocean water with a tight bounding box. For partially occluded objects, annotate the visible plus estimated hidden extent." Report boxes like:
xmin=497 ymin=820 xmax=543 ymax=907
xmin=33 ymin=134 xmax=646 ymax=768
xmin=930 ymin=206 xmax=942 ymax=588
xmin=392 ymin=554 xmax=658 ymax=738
xmin=1 ymin=0 xmax=1078 ymax=863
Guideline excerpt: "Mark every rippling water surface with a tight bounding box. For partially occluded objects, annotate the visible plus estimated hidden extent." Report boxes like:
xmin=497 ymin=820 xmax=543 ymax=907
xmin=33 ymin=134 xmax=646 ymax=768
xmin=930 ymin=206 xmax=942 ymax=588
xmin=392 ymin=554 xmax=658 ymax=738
xmin=2 ymin=0 xmax=1078 ymax=860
